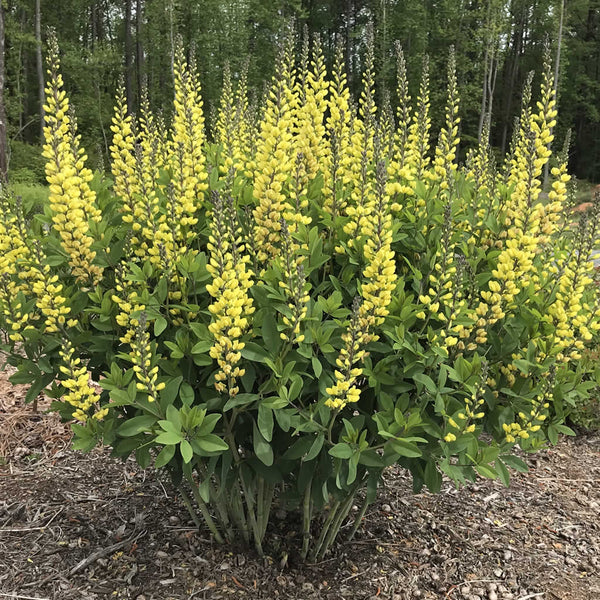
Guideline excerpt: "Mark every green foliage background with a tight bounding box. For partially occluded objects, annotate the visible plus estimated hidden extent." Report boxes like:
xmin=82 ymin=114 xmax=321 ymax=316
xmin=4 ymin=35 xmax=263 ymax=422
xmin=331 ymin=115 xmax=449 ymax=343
xmin=4 ymin=0 xmax=600 ymax=182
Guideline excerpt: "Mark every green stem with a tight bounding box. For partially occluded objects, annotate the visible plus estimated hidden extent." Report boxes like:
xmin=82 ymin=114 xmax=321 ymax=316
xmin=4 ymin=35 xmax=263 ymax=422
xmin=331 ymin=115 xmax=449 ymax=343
xmin=300 ymin=478 xmax=313 ymax=560
xmin=183 ymin=472 xmax=224 ymax=544
xmin=260 ymin=482 xmax=274 ymax=540
xmin=327 ymin=408 xmax=340 ymax=445
xmin=317 ymin=491 xmax=356 ymax=560
xmin=347 ymin=494 xmax=370 ymax=541
xmin=209 ymin=481 xmax=235 ymax=543
xmin=310 ymin=500 xmax=340 ymax=562
xmin=230 ymin=479 xmax=250 ymax=544
xmin=178 ymin=487 xmax=202 ymax=529
xmin=239 ymin=469 xmax=263 ymax=556
xmin=223 ymin=415 xmax=263 ymax=553
xmin=256 ymin=477 xmax=265 ymax=540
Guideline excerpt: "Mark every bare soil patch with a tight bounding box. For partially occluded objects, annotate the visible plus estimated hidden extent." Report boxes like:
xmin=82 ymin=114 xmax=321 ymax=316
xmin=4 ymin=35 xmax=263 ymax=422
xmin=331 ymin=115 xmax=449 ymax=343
xmin=1 ymin=369 xmax=599 ymax=600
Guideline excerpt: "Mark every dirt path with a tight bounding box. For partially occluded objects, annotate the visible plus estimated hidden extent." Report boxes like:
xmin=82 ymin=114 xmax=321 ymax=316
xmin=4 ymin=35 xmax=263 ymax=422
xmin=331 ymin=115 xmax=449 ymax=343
xmin=1 ymin=371 xmax=599 ymax=600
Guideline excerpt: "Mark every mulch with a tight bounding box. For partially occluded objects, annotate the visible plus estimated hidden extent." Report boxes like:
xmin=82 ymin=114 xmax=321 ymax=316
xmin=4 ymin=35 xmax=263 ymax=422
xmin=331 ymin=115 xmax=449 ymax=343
xmin=1 ymin=367 xmax=599 ymax=600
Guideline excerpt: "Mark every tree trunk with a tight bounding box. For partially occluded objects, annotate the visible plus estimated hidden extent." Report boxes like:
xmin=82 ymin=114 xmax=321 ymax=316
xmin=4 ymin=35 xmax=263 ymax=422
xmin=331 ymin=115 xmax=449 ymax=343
xmin=35 ymin=0 xmax=45 ymax=141
xmin=125 ymin=0 xmax=133 ymax=111
xmin=0 ymin=2 xmax=8 ymax=181
xmin=136 ymin=0 xmax=144 ymax=105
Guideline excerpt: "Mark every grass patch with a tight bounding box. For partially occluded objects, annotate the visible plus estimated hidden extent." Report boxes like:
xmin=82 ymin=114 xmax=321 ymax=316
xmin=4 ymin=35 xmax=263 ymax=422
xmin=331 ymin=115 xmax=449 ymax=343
xmin=8 ymin=183 xmax=49 ymax=209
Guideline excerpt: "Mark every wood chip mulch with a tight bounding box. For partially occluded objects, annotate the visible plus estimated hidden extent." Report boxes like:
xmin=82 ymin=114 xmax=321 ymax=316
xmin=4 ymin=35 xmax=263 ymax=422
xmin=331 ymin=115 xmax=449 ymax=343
xmin=1 ymin=368 xmax=599 ymax=600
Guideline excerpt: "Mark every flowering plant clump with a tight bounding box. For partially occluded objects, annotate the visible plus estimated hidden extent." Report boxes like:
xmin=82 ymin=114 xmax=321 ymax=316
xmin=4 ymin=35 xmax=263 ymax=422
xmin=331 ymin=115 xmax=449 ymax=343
xmin=1 ymin=32 xmax=599 ymax=559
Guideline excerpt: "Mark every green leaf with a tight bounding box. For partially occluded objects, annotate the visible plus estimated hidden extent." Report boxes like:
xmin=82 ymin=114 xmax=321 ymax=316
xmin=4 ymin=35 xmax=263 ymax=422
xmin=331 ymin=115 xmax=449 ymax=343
xmin=275 ymin=408 xmax=292 ymax=432
xmin=253 ymin=423 xmax=273 ymax=466
xmin=304 ymin=433 xmax=324 ymax=462
xmin=495 ymin=458 xmax=510 ymax=487
xmin=261 ymin=396 xmax=288 ymax=410
xmin=312 ymin=356 xmax=322 ymax=378
xmin=191 ymin=340 xmax=213 ymax=354
xmin=196 ymin=434 xmax=229 ymax=453
xmin=347 ymin=455 xmax=358 ymax=485
xmin=241 ymin=342 xmax=271 ymax=363
xmin=554 ymin=424 xmax=575 ymax=436
xmin=25 ymin=374 xmax=54 ymax=404
xmin=155 ymin=277 xmax=168 ymax=303
xmin=261 ymin=311 xmax=282 ymax=354
xmin=180 ymin=383 xmax=195 ymax=406
xmin=165 ymin=404 xmax=182 ymax=429
xmin=154 ymin=316 xmax=168 ymax=337
xmin=155 ymin=431 xmax=184 ymax=445
xmin=413 ymin=373 xmax=437 ymax=394
xmin=358 ymin=449 xmax=385 ymax=468
xmin=329 ymin=443 xmax=353 ymax=459
xmin=180 ymin=440 xmax=193 ymax=463
xmin=424 ymin=460 xmax=442 ymax=493
xmin=389 ymin=439 xmax=422 ymax=458
xmin=258 ymin=404 xmax=274 ymax=442
xmin=500 ymin=454 xmax=529 ymax=472
xmin=198 ymin=478 xmax=211 ymax=503
xmin=155 ymin=444 xmax=176 ymax=468
xmin=71 ymin=425 xmax=97 ymax=452
xmin=160 ymin=376 xmax=182 ymax=406
xmin=288 ymin=376 xmax=303 ymax=401
xmin=189 ymin=322 xmax=210 ymax=340
xmin=136 ymin=446 xmax=152 ymax=469
xmin=117 ymin=415 xmax=157 ymax=437
xmin=476 ymin=465 xmax=497 ymax=479
xmin=223 ymin=393 xmax=258 ymax=411
xmin=282 ymin=436 xmax=313 ymax=460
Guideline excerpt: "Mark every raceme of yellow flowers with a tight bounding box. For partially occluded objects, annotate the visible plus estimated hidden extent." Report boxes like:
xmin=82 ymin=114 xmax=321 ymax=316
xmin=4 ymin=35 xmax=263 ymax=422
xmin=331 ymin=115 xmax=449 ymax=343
xmin=206 ymin=192 xmax=255 ymax=397
xmin=2 ymin=33 xmax=600 ymax=443
xmin=42 ymin=35 xmax=103 ymax=287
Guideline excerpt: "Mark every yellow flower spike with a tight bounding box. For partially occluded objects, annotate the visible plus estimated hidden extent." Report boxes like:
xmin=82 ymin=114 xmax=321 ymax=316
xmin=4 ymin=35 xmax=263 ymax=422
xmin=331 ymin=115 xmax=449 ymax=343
xmin=166 ymin=40 xmax=208 ymax=247
xmin=59 ymin=340 xmax=101 ymax=420
xmin=277 ymin=218 xmax=310 ymax=346
xmin=129 ymin=313 xmax=161 ymax=403
xmin=207 ymin=192 xmax=255 ymax=397
xmin=251 ymin=32 xmax=298 ymax=264
xmin=433 ymin=47 xmax=460 ymax=191
xmin=407 ymin=55 xmax=431 ymax=185
xmin=215 ymin=59 xmax=252 ymax=176
xmin=294 ymin=32 xmax=328 ymax=185
xmin=322 ymin=43 xmax=353 ymax=218
xmin=327 ymin=160 xmax=396 ymax=411
xmin=43 ymin=34 xmax=102 ymax=286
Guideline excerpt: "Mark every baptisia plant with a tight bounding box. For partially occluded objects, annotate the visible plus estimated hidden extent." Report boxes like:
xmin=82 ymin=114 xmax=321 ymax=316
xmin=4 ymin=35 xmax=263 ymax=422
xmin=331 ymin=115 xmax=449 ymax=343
xmin=1 ymin=30 xmax=598 ymax=560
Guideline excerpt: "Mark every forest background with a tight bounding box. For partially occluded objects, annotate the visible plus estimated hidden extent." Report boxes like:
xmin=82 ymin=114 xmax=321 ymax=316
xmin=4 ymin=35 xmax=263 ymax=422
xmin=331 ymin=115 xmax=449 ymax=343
xmin=0 ymin=0 xmax=598 ymax=186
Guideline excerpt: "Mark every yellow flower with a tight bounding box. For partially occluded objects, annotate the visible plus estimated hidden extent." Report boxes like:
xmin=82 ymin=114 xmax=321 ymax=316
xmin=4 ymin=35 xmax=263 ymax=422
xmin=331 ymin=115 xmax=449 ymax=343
xmin=43 ymin=34 xmax=102 ymax=285
xmin=59 ymin=340 xmax=101 ymax=420
xmin=206 ymin=192 xmax=254 ymax=397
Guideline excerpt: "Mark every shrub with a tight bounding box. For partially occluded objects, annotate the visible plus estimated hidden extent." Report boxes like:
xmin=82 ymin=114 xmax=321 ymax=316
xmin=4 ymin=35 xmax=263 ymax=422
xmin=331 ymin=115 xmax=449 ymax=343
xmin=1 ymin=33 xmax=599 ymax=559
xmin=568 ymin=349 xmax=600 ymax=431
xmin=8 ymin=182 xmax=50 ymax=209
xmin=8 ymin=140 xmax=47 ymax=185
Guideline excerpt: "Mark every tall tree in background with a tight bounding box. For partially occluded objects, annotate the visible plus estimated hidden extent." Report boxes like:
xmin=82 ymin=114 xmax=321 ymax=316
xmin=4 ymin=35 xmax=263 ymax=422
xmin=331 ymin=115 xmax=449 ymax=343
xmin=2 ymin=0 xmax=600 ymax=181
xmin=34 ymin=0 xmax=43 ymax=141
xmin=124 ymin=0 xmax=133 ymax=111
xmin=0 ymin=0 xmax=8 ymax=180
xmin=136 ymin=0 xmax=143 ymax=103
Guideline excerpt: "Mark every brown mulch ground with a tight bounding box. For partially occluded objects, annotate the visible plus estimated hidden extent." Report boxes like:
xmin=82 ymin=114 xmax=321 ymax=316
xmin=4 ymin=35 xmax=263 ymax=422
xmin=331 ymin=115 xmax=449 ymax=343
xmin=1 ymin=369 xmax=599 ymax=600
